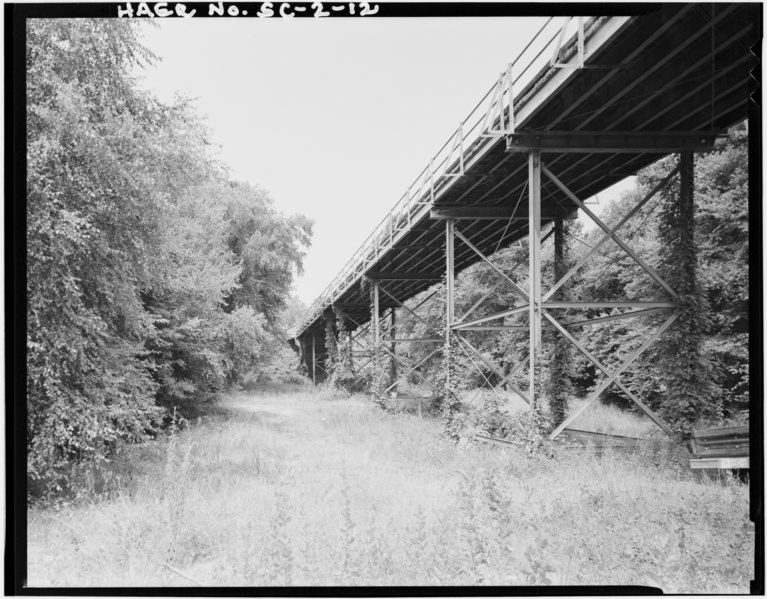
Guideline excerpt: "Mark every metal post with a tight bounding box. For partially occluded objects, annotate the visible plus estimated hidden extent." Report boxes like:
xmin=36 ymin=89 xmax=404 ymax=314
xmin=389 ymin=307 xmax=397 ymax=393
xmin=553 ymin=217 xmax=564 ymax=297
xmin=373 ymin=281 xmax=380 ymax=351
xmin=445 ymin=218 xmax=456 ymax=398
xmin=680 ymin=152 xmax=694 ymax=222
xmin=312 ymin=333 xmax=316 ymax=385
xmin=446 ymin=219 xmax=455 ymax=331
xmin=528 ymin=151 xmax=542 ymax=412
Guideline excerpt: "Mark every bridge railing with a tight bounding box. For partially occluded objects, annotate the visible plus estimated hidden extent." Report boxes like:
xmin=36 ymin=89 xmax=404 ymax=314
xmin=296 ymin=16 xmax=598 ymax=336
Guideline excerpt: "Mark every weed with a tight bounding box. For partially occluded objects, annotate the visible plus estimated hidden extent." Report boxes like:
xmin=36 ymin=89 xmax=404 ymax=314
xmin=27 ymin=389 xmax=754 ymax=591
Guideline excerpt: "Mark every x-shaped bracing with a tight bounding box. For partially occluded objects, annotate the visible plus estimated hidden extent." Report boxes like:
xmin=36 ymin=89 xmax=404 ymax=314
xmin=373 ymin=282 xmax=444 ymax=394
xmin=537 ymin=162 xmax=681 ymax=439
xmin=447 ymin=223 xmax=546 ymax=403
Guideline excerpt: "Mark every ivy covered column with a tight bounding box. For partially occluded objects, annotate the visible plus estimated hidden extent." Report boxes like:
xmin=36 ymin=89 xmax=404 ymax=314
xmin=331 ymin=307 xmax=354 ymax=390
xmin=528 ymin=151 xmax=543 ymax=429
xmin=369 ymin=281 xmax=387 ymax=408
xmin=324 ymin=310 xmax=338 ymax=384
xmin=311 ymin=334 xmax=317 ymax=385
xmin=656 ymin=152 xmax=719 ymax=431
xmin=389 ymin=308 xmax=397 ymax=394
xmin=441 ymin=218 xmax=462 ymax=439
xmin=547 ymin=217 xmax=574 ymax=426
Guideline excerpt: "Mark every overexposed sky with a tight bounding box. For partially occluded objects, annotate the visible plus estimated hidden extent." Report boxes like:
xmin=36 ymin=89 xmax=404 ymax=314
xmin=136 ymin=17 xmax=632 ymax=305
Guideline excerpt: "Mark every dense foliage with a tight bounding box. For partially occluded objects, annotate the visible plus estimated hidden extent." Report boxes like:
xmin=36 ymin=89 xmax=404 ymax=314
xmin=26 ymin=20 xmax=311 ymax=485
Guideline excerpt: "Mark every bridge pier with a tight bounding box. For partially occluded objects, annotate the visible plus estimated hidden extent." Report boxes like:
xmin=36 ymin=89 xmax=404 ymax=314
xmin=311 ymin=333 xmax=316 ymax=385
xmin=437 ymin=142 xmax=697 ymax=440
xmin=528 ymin=150 xmax=543 ymax=415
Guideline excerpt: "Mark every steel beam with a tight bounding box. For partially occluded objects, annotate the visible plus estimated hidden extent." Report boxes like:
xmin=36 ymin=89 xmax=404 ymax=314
xmin=372 ymin=280 xmax=380 ymax=359
xmin=506 ymin=131 xmax=720 ymax=153
xmin=528 ymin=151 xmax=542 ymax=411
xmin=457 ymin=325 xmax=527 ymax=331
xmin=389 ymin=307 xmax=397 ymax=391
xmin=445 ymin=218 xmax=455 ymax=399
xmin=543 ymin=301 xmax=678 ymax=309
xmin=430 ymin=206 xmax=574 ymax=220
xmin=333 ymin=302 xmax=370 ymax=310
xmin=564 ymin=306 xmax=675 ymax=328
xmin=451 ymin=305 xmax=529 ymax=331
xmin=311 ymin=334 xmax=316 ymax=385
xmin=382 ymin=338 xmax=443 ymax=343
xmin=366 ymin=271 xmax=443 ymax=281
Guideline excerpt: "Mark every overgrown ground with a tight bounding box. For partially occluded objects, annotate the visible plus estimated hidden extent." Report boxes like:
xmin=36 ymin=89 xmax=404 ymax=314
xmin=28 ymin=385 xmax=754 ymax=591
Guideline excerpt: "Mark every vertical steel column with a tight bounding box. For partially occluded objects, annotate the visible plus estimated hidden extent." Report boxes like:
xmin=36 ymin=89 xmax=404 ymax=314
xmin=446 ymin=219 xmax=455 ymax=334
xmin=312 ymin=333 xmax=316 ymax=385
xmin=372 ymin=281 xmax=380 ymax=351
xmin=553 ymin=217 xmax=564 ymax=294
xmin=528 ymin=151 xmax=542 ymax=412
xmin=445 ymin=219 xmax=456 ymax=405
xmin=389 ymin=307 xmax=397 ymax=392
xmin=680 ymin=152 xmax=694 ymax=217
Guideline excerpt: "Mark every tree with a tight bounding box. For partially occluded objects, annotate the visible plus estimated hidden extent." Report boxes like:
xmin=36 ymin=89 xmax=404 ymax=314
xmin=219 ymin=181 xmax=313 ymax=329
xmin=26 ymin=20 xmax=314 ymax=486
xmin=27 ymin=20 xmax=169 ymax=480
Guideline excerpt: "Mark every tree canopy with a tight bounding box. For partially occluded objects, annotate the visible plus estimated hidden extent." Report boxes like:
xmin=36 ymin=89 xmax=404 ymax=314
xmin=26 ymin=19 xmax=312 ymax=485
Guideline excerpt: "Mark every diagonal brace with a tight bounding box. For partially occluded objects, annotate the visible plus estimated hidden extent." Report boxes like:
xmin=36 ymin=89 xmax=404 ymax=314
xmin=452 ymin=305 xmax=529 ymax=331
xmin=543 ymin=166 xmax=680 ymax=301
xmin=377 ymin=284 xmax=441 ymax=336
xmin=458 ymin=335 xmax=530 ymax=404
xmin=544 ymin=312 xmax=676 ymax=437
xmin=453 ymin=227 xmax=529 ymax=301
xmin=384 ymin=346 xmax=441 ymax=394
xmin=549 ymin=312 xmax=679 ymax=439
xmin=542 ymin=165 xmax=679 ymax=301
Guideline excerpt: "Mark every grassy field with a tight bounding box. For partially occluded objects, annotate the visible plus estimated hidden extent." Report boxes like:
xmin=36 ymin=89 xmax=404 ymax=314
xmin=28 ymin=385 xmax=754 ymax=591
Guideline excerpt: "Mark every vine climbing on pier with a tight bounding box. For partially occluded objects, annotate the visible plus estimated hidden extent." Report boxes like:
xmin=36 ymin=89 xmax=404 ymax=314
xmin=652 ymin=153 xmax=721 ymax=432
xmin=329 ymin=308 xmax=356 ymax=392
xmin=368 ymin=285 xmax=389 ymax=410
xmin=438 ymin=274 xmax=465 ymax=441
xmin=545 ymin=218 xmax=576 ymax=428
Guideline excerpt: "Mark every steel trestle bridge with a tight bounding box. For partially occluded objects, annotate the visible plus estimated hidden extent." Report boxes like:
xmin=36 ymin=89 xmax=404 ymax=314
xmin=288 ymin=4 xmax=760 ymax=439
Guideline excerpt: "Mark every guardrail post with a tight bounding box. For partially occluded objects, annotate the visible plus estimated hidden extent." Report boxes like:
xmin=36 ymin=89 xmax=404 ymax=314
xmin=429 ymin=159 xmax=435 ymax=203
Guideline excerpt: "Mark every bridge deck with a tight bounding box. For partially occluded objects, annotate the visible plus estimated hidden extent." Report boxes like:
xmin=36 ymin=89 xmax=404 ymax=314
xmin=296 ymin=4 xmax=758 ymax=340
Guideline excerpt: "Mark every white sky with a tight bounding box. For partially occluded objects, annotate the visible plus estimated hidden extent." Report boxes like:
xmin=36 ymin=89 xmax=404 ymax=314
xmin=136 ymin=17 xmax=634 ymax=305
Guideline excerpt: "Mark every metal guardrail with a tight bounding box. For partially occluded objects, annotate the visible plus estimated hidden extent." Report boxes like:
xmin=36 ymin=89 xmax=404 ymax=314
xmin=294 ymin=17 xmax=595 ymax=337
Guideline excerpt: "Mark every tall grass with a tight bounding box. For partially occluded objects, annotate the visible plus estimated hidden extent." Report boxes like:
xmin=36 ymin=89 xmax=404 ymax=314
xmin=28 ymin=387 xmax=754 ymax=591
